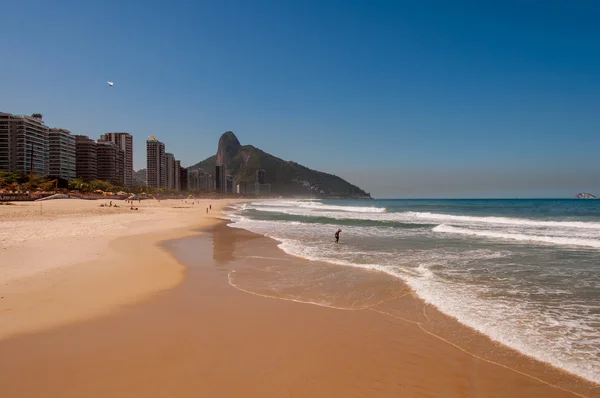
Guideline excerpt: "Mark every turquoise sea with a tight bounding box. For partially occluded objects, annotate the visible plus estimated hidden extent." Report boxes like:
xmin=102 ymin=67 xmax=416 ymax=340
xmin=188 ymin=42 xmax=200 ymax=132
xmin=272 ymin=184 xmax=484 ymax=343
xmin=224 ymin=199 xmax=600 ymax=383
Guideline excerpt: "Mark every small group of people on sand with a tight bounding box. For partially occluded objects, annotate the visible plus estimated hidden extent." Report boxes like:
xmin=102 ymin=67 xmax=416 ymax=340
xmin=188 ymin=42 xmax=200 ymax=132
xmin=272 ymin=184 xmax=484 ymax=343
xmin=100 ymin=201 xmax=119 ymax=208
xmin=101 ymin=200 xmax=139 ymax=210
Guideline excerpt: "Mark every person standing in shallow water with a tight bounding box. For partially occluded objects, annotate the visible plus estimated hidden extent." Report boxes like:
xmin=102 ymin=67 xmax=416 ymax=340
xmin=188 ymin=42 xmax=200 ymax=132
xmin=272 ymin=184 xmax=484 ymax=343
xmin=335 ymin=229 xmax=341 ymax=244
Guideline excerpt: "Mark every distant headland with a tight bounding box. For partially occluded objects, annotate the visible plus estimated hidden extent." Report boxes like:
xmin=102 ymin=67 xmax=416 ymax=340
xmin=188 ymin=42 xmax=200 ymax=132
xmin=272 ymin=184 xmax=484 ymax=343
xmin=188 ymin=131 xmax=372 ymax=199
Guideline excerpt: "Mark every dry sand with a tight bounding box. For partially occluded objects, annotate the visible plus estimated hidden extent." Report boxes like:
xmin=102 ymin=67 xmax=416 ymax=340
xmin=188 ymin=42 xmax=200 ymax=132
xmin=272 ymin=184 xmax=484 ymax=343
xmin=0 ymin=201 xmax=598 ymax=397
xmin=0 ymin=198 xmax=238 ymax=339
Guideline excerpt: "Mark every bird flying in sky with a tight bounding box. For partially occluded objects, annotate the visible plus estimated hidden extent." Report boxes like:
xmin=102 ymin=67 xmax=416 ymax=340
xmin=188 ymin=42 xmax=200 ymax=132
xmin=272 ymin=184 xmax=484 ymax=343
xmin=107 ymin=81 xmax=114 ymax=86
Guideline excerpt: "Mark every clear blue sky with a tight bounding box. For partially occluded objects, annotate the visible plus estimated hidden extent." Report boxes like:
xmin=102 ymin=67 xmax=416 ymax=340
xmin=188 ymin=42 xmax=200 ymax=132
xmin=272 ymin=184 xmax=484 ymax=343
xmin=1 ymin=0 xmax=599 ymax=198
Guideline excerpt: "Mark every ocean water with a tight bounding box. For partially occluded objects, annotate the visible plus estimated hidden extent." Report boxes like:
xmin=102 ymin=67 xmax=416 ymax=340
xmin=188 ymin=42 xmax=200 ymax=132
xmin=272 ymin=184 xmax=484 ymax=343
xmin=223 ymin=199 xmax=600 ymax=384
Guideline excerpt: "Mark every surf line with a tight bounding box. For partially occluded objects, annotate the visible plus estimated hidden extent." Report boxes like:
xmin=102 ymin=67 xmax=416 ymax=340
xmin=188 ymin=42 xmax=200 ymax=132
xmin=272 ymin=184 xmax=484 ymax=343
xmin=226 ymin=269 xmax=592 ymax=396
xmin=368 ymin=306 xmax=590 ymax=398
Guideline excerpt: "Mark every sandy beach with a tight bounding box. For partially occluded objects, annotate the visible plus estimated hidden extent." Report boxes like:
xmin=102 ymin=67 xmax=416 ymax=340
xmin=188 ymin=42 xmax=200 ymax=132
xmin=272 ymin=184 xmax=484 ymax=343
xmin=0 ymin=198 xmax=237 ymax=339
xmin=0 ymin=200 xmax=598 ymax=397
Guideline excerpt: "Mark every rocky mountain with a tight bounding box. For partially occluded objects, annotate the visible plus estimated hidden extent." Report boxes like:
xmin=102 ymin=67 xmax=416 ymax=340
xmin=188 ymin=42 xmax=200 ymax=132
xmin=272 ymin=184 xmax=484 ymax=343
xmin=133 ymin=169 xmax=146 ymax=186
xmin=189 ymin=131 xmax=371 ymax=198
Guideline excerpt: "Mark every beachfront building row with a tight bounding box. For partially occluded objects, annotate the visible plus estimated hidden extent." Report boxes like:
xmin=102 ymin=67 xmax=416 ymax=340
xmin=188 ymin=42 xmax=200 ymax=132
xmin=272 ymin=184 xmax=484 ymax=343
xmin=0 ymin=113 xmax=51 ymax=178
xmin=73 ymin=135 xmax=130 ymax=186
xmin=146 ymin=138 xmax=185 ymax=190
xmin=0 ymin=112 xmax=134 ymax=186
xmin=99 ymin=133 xmax=133 ymax=186
xmin=48 ymin=128 xmax=77 ymax=181
xmin=188 ymin=169 xmax=212 ymax=192
xmin=210 ymin=165 xmax=270 ymax=195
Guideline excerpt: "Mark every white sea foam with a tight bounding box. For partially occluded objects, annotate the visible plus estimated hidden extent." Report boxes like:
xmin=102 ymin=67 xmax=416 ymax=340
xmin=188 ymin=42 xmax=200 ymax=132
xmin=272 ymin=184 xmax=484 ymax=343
xmin=406 ymin=211 xmax=600 ymax=230
xmin=433 ymin=224 xmax=600 ymax=248
xmin=249 ymin=200 xmax=387 ymax=213
xmin=401 ymin=262 xmax=600 ymax=384
xmin=222 ymin=201 xmax=600 ymax=384
xmin=246 ymin=201 xmax=600 ymax=230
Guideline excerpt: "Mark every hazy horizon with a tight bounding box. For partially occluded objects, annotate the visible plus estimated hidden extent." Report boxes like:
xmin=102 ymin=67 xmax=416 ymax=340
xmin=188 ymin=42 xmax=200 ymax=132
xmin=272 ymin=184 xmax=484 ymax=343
xmin=1 ymin=0 xmax=599 ymax=198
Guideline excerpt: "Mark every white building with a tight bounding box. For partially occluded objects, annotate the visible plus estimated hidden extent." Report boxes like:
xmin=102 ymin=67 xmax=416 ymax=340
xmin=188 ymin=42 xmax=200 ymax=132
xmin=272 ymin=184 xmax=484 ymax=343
xmin=0 ymin=112 xmax=49 ymax=176
xmin=48 ymin=128 xmax=76 ymax=180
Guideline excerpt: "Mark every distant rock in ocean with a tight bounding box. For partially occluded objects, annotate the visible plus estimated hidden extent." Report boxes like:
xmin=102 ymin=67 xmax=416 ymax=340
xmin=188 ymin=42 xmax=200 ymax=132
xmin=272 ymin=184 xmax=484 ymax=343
xmin=576 ymin=192 xmax=597 ymax=199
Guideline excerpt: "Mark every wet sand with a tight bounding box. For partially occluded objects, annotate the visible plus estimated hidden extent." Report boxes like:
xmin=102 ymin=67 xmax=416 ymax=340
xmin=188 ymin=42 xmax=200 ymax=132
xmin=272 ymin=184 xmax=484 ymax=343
xmin=0 ymin=221 xmax=597 ymax=397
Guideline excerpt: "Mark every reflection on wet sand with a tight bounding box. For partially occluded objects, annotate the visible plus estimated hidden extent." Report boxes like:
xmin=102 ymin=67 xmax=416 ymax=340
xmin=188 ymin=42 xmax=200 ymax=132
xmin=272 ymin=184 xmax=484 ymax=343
xmin=226 ymin=225 xmax=419 ymax=310
xmin=219 ymin=225 xmax=599 ymax=397
xmin=212 ymin=223 xmax=264 ymax=266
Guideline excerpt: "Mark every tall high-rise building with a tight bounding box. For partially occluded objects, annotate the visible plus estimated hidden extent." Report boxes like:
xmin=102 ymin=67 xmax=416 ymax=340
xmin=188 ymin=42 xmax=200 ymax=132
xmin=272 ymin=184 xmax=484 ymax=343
xmin=96 ymin=141 xmax=125 ymax=186
xmin=75 ymin=135 xmax=98 ymax=182
xmin=174 ymin=160 xmax=181 ymax=191
xmin=256 ymin=169 xmax=266 ymax=184
xmin=226 ymin=175 xmax=233 ymax=193
xmin=188 ymin=169 xmax=200 ymax=192
xmin=254 ymin=168 xmax=270 ymax=195
xmin=99 ymin=133 xmax=133 ymax=186
xmin=146 ymin=139 xmax=165 ymax=188
xmin=179 ymin=167 xmax=188 ymax=191
xmin=0 ymin=112 xmax=49 ymax=176
xmin=165 ymin=152 xmax=175 ymax=189
xmin=207 ymin=173 xmax=214 ymax=191
xmin=214 ymin=165 xmax=227 ymax=193
xmin=48 ymin=128 xmax=76 ymax=180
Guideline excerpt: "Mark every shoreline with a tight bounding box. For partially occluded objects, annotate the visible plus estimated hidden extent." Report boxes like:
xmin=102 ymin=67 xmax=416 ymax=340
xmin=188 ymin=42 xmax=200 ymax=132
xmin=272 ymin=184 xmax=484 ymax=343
xmin=223 ymin=200 xmax=600 ymax=387
xmin=0 ymin=203 xmax=597 ymax=397
xmin=219 ymin=221 xmax=599 ymax=396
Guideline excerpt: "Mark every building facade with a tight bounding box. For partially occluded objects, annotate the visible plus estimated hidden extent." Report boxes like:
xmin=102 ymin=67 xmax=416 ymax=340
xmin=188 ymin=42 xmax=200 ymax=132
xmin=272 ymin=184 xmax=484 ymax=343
xmin=256 ymin=169 xmax=266 ymax=185
xmin=165 ymin=152 xmax=175 ymax=190
xmin=226 ymin=175 xmax=233 ymax=193
xmin=189 ymin=169 xmax=212 ymax=192
xmin=236 ymin=181 xmax=247 ymax=194
xmin=75 ymin=135 xmax=98 ymax=181
xmin=254 ymin=168 xmax=270 ymax=195
xmin=214 ymin=165 xmax=227 ymax=193
xmin=188 ymin=169 xmax=201 ymax=192
xmin=174 ymin=160 xmax=181 ymax=191
xmin=48 ymin=128 xmax=76 ymax=180
xmin=96 ymin=141 xmax=125 ymax=186
xmin=99 ymin=132 xmax=133 ymax=186
xmin=146 ymin=139 xmax=165 ymax=189
xmin=179 ymin=167 xmax=188 ymax=191
xmin=0 ymin=112 xmax=49 ymax=176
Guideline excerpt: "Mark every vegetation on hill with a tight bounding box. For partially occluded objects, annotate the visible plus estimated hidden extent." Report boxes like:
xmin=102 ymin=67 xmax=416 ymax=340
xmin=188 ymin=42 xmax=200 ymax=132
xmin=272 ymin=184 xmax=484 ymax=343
xmin=189 ymin=132 xmax=371 ymax=198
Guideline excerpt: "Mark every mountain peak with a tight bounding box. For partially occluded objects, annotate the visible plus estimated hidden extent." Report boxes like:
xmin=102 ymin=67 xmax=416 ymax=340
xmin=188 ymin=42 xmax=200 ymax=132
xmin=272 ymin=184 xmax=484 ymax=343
xmin=216 ymin=131 xmax=241 ymax=167
xmin=189 ymin=132 xmax=372 ymax=199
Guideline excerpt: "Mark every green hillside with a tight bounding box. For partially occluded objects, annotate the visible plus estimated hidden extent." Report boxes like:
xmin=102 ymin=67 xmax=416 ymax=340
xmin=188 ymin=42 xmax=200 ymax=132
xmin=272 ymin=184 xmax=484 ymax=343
xmin=188 ymin=132 xmax=371 ymax=198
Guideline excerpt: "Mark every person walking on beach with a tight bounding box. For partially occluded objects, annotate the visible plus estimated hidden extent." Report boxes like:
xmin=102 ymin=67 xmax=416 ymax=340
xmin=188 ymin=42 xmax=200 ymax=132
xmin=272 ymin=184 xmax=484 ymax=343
xmin=335 ymin=229 xmax=342 ymax=244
